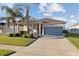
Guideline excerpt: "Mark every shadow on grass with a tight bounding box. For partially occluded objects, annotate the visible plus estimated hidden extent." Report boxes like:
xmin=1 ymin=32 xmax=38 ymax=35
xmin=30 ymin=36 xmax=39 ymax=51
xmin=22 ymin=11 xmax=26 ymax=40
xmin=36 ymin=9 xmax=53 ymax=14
xmin=25 ymin=37 xmax=38 ymax=46
xmin=65 ymin=33 xmax=79 ymax=37
xmin=4 ymin=51 xmax=16 ymax=56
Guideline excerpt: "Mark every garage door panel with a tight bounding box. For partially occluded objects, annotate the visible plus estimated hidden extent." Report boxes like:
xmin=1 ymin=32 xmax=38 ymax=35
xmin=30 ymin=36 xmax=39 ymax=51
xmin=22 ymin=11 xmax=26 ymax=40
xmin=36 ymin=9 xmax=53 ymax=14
xmin=44 ymin=27 xmax=63 ymax=36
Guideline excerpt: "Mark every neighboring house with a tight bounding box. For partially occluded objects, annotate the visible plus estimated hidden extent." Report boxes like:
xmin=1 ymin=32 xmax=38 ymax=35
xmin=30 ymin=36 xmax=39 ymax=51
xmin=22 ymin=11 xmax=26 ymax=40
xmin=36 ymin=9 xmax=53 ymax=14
xmin=68 ymin=24 xmax=79 ymax=34
xmin=0 ymin=17 xmax=66 ymax=36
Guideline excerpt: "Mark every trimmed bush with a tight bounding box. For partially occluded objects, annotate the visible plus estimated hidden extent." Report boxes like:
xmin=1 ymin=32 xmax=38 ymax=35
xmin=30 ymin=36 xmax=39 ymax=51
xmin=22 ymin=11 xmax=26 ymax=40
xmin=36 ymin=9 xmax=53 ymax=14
xmin=63 ymin=30 xmax=69 ymax=34
xmin=27 ymin=34 xmax=34 ymax=38
xmin=9 ymin=33 xmax=21 ymax=37
xmin=22 ymin=34 xmax=34 ymax=38
xmin=19 ymin=31 xmax=27 ymax=36
xmin=15 ymin=33 xmax=21 ymax=37
xmin=22 ymin=34 xmax=27 ymax=38
xmin=9 ymin=33 xmax=14 ymax=37
xmin=19 ymin=31 xmax=24 ymax=35
xmin=63 ymin=30 xmax=69 ymax=37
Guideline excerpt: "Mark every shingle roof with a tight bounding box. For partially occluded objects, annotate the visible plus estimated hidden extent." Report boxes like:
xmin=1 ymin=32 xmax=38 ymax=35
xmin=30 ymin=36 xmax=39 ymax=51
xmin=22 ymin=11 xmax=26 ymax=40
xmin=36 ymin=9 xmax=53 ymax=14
xmin=71 ymin=23 xmax=79 ymax=27
xmin=40 ymin=18 xmax=66 ymax=24
xmin=69 ymin=23 xmax=79 ymax=29
xmin=18 ymin=17 xmax=65 ymax=25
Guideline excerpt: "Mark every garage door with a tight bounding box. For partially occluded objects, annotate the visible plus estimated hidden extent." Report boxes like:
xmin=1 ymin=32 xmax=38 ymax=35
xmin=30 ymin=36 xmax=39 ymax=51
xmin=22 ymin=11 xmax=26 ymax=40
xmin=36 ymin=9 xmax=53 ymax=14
xmin=44 ymin=27 xmax=63 ymax=36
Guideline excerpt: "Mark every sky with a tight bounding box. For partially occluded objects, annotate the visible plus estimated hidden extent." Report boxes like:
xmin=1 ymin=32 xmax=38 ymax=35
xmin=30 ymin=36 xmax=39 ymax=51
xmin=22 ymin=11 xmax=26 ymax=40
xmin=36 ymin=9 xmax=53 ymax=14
xmin=0 ymin=3 xmax=79 ymax=28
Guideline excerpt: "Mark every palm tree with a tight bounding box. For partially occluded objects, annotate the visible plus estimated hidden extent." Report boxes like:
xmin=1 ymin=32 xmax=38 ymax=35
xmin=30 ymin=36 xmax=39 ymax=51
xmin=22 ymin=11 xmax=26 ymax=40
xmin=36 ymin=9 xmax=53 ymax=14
xmin=26 ymin=5 xmax=30 ymax=34
xmin=17 ymin=4 xmax=30 ymax=34
xmin=1 ymin=6 xmax=24 ymax=34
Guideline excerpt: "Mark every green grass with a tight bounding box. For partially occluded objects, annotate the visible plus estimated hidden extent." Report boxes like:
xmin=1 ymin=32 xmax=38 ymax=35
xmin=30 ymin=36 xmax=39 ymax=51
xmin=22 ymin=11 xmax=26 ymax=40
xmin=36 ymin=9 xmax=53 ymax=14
xmin=66 ymin=33 xmax=79 ymax=49
xmin=0 ymin=49 xmax=15 ymax=56
xmin=0 ymin=35 xmax=33 ymax=46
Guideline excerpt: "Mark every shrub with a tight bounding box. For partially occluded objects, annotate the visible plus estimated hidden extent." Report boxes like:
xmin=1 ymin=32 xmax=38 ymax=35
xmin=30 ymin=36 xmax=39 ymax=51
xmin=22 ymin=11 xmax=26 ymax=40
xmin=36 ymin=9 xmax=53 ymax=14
xmin=28 ymin=34 xmax=34 ymax=38
xmin=22 ymin=34 xmax=27 ymax=38
xmin=69 ymin=33 xmax=79 ymax=37
xmin=63 ymin=30 xmax=69 ymax=34
xmin=63 ymin=30 xmax=69 ymax=37
xmin=19 ymin=31 xmax=24 ymax=35
xmin=15 ymin=33 xmax=21 ymax=37
xmin=19 ymin=31 xmax=27 ymax=36
xmin=22 ymin=34 xmax=34 ymax=38
xmin=9 ymin=33 xmax=14 ymax=37
xmin=9 ymin=33 xmax=21 ymax=37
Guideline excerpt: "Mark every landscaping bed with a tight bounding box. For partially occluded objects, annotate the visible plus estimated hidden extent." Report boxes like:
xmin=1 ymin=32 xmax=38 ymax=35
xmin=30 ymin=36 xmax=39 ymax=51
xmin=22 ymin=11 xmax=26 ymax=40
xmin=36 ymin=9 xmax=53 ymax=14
xmin=0 ymin=49 xmax=15 ymax=56
xmin=0 ymin=35 xmax=33 ymax=46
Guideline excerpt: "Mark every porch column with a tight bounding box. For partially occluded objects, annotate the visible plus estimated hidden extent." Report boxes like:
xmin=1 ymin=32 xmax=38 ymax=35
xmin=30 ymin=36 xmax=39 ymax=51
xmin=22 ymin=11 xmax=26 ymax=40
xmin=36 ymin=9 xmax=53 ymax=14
xmin=17 ymin=23 xmax=19 ymax=33
xmin=39 ymin=24 xmax=41 ymax=36
xmin=41 ymin=24 xmax=42 ymax=36
xmin=31 ymin=24 xmax=33 ymax=34
xmin=42 ymin=24 xmax=44 ymax=35
xmin=37 ymin=24 xmax=39 ymax=37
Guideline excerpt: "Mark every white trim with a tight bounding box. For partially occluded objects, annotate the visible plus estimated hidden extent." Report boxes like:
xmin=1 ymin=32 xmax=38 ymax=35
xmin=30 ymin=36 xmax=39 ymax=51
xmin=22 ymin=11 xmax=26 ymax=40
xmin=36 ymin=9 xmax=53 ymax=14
xmin=43 ymin=24 xmax=64 ymax=27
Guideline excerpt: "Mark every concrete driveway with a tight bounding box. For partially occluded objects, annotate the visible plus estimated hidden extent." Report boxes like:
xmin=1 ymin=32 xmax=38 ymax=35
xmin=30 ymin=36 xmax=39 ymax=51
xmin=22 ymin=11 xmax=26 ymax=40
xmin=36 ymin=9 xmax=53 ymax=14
xmin=11 ymin=36 xmax=79 ymax=56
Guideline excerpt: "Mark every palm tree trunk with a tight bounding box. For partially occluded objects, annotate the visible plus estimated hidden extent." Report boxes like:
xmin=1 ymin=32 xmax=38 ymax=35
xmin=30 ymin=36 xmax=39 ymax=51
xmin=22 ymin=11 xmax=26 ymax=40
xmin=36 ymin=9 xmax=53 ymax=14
xmin=14 ymin=22 xmax=15 ymax=34
xmin=27 ymin=22 xmax=29 ymax=34
xmin=2 ymin=25 xmax=3 ymax=34
xmin=13 ymin=18 xmax=16 ymax=34
xmin=26 ymin=9 xmax=29 ymax=34
xmin=18 ymin=23 xmax=19 ymax=33
xmin=6 ymin=19 xmax=10 ymax=28
xmin=6 ymin=19 xmax=10 ymax=34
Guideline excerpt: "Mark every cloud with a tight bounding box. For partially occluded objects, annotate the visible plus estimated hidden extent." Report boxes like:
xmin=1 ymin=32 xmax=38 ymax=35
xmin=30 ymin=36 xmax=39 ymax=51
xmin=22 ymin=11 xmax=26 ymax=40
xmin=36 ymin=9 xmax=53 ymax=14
xmin=71 ymin=15 xmax=75 ymax=18
xmin=52 ymin=17 xmax=66 ymax=21
xmin=43 ymin=13 xmax=51 ymax=16
xmin=47 ymin=3 xmax=65 ymax=13
xmin=39 ymin=3 xmax=47 ymax=13
xmin=66 ymin=15 xmax=78 ymax=28
xmin=51 ymin=16 xmax=75 ymax=28
xmin=7 ymin=3 xmax=14 ymax=8
xmin=38 ymin=3 xmax=66 ymax=17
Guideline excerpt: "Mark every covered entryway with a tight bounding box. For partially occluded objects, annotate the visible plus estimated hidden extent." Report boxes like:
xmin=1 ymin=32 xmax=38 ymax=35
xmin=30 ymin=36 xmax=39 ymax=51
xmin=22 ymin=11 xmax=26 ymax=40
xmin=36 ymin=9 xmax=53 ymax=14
xmin=44 ymin=27 xmax=63 ymax=36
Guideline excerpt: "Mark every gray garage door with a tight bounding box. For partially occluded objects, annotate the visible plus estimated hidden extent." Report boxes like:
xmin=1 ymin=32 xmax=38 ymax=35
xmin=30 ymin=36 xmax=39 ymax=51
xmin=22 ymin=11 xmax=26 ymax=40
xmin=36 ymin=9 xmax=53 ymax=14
xmin=44 ymin=27 xmax=63 ymax=36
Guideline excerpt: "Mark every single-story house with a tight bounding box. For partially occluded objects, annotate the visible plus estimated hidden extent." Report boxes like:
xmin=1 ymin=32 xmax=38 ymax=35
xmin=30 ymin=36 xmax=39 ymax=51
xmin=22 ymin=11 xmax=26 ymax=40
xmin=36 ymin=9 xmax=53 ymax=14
xmin=0 ymin=16 xmax=66 ymax=36
xmin=68 ymin=23 xmax=79 ymax=34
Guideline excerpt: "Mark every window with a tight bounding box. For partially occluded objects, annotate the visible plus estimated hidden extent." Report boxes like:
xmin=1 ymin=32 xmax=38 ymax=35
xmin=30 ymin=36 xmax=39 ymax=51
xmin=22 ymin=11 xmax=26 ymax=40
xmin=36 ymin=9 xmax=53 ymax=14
xmin=71 ymin=29 xmax=76 ymax=32
xmin=71 ymin=29 xmax=73 ymax=31
xmin=74 ymin=29 xmax=76 ymax=31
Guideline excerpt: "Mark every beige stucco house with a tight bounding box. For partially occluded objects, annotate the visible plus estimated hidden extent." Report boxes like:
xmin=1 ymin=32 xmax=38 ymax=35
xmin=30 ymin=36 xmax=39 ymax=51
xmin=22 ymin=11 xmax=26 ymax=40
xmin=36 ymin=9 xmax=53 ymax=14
xmin=0 ymin=16 xmax=66 ymax=36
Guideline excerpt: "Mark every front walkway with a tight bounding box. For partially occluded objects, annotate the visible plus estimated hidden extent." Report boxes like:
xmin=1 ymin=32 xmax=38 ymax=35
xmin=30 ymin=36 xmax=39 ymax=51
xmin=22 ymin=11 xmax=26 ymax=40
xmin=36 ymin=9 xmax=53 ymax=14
xmin=0 ymin=36 xmax=79 ymax=56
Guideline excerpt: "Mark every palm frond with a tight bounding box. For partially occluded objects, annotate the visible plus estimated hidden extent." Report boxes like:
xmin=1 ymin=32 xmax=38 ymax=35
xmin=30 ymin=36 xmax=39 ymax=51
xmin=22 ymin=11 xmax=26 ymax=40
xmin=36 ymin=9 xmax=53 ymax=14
xmin=15 ymin=6 xmax=24 ymax=12
xmin=1 ymin=6 xmax=16 ymax=17
xmin=0 ymin=16 xmax=13 ymax=27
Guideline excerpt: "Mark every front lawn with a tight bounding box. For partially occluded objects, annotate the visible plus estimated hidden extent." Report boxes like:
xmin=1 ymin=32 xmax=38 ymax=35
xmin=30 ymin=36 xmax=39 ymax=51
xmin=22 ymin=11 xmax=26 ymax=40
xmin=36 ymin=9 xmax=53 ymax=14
xmin=0 ymin=35 xmax=33 ymax=46
xmin=0 ymin=49 xmax=15 ymax=56
xmin=66 ymin=34 xmax=79 ymax=49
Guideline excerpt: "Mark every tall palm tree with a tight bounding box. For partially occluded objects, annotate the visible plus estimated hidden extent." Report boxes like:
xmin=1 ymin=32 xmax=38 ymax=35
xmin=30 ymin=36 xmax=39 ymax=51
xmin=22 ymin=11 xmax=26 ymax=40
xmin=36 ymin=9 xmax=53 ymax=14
xmin=17 ymin=4 xmax=30 ymax=34
xmin=1 ymin=6 xmax=24 ymax=34
xmin=26 ymin=5 xmax=30 ymax=34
